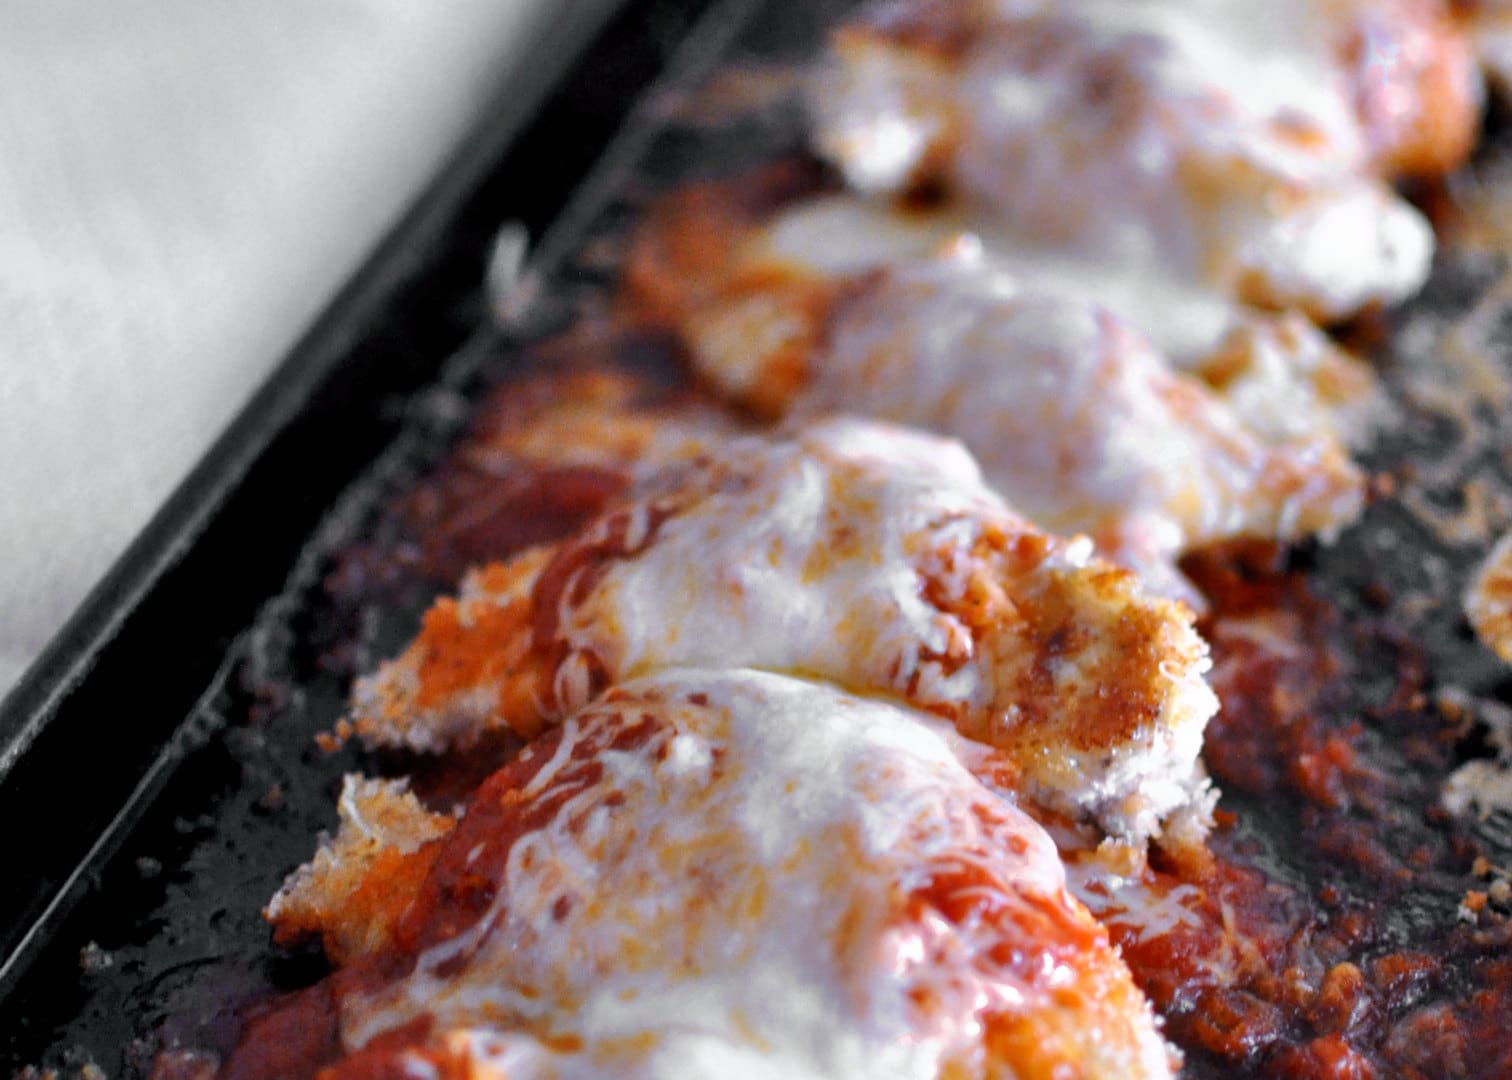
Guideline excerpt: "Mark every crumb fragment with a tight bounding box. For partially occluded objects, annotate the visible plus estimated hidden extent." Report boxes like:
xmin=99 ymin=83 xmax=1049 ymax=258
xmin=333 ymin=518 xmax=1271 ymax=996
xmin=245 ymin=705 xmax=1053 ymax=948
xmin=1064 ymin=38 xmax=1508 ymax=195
xmin=1467 ymin=529 xmax=1512 ymax=664
xmin=265 ymin=776 xmax=453 ymax=964
xmin=255 ymin=783 xmax=285 ymax=814
xmin=78 ymin=941 xmax=113 ymax=975
xmin=1442 ymin=691 xmax=1512 ymax=819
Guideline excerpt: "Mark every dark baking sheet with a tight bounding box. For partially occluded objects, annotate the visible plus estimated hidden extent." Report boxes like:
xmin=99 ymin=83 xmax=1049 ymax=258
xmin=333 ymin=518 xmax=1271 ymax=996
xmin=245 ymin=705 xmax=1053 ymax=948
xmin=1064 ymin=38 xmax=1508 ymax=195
xmin=5 ymin=0 xmax=1512 ymax=1076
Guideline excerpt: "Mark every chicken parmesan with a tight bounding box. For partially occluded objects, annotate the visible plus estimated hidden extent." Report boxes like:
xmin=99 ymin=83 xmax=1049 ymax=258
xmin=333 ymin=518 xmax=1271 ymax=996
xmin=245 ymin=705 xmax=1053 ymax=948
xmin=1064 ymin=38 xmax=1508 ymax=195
xmin=266 ymin=669 xmax=1176 ymax=1079
xmin=343 ymin=417 xmax=1217 ymax=843
xmin=809 ymin=0 xmax=1478 ymax=319
xmin=788 ymin=250 xmax=1364 ymax=596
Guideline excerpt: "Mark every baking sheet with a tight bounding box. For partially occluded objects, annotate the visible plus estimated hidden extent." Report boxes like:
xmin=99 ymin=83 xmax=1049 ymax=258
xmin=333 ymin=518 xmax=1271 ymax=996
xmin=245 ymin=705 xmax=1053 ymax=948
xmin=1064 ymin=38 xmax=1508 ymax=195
xmin=6 ymin=0 xmax=1512 ymax=1074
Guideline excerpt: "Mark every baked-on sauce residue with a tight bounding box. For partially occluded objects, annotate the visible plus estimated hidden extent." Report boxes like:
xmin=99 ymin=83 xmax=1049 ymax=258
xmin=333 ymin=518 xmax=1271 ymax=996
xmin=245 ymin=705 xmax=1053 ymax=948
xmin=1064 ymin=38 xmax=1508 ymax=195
xmin=1086 ymin=542 xmax=1512 ymax=1078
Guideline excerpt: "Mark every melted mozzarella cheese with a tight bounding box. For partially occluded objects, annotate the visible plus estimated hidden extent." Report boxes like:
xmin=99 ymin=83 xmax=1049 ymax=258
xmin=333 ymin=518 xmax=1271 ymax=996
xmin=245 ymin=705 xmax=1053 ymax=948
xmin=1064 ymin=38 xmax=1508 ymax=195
xmin=350 ymin=418 xmax=1216 ymax=842
xmin=810 ymin=0 xmax=1463 ymax=318
xmin=803 ymin=250 xmax=1365 ymax=571
xmin=1193 ymin=312 xmax=1381 ymax=450
xmin=316 ymin=670 xmax=1176 ymax=1079
xmin=751 ymin=193 xmax=1238 ymax=363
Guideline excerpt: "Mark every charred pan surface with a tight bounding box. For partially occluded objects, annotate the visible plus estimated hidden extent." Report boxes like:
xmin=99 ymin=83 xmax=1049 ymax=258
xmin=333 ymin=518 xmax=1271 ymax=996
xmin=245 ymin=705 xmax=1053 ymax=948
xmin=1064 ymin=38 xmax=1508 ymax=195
xmin=1106 ymin=540 xmax=1512 ymax=1078
xmin=1087 ymin=236 xmax=1512 ymax=1077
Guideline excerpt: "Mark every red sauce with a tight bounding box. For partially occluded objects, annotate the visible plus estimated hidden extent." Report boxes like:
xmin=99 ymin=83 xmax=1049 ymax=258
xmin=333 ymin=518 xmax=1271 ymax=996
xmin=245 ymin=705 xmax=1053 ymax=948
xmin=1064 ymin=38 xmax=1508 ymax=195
xmin=313 ymin=1018 xmax=440 ymax=1080
xmin=219 ymin=709 xmax=665 ymax=1079
xmin=1080 ymin=541 xmax=1512 ymax=1078
xmin=910 ymin=804 xmax=1106 ymax=974
xmin=218 ymin=982 xmax=341 ymax=1080
xmin=407 ymin=462 xmax=629 ymax=585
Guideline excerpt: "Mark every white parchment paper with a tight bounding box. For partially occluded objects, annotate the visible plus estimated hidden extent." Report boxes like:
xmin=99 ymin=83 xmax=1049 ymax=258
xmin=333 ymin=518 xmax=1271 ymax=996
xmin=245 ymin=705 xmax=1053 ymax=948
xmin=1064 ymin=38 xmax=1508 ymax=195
xmin=0 ymin=0 xmax=560 ymax=694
